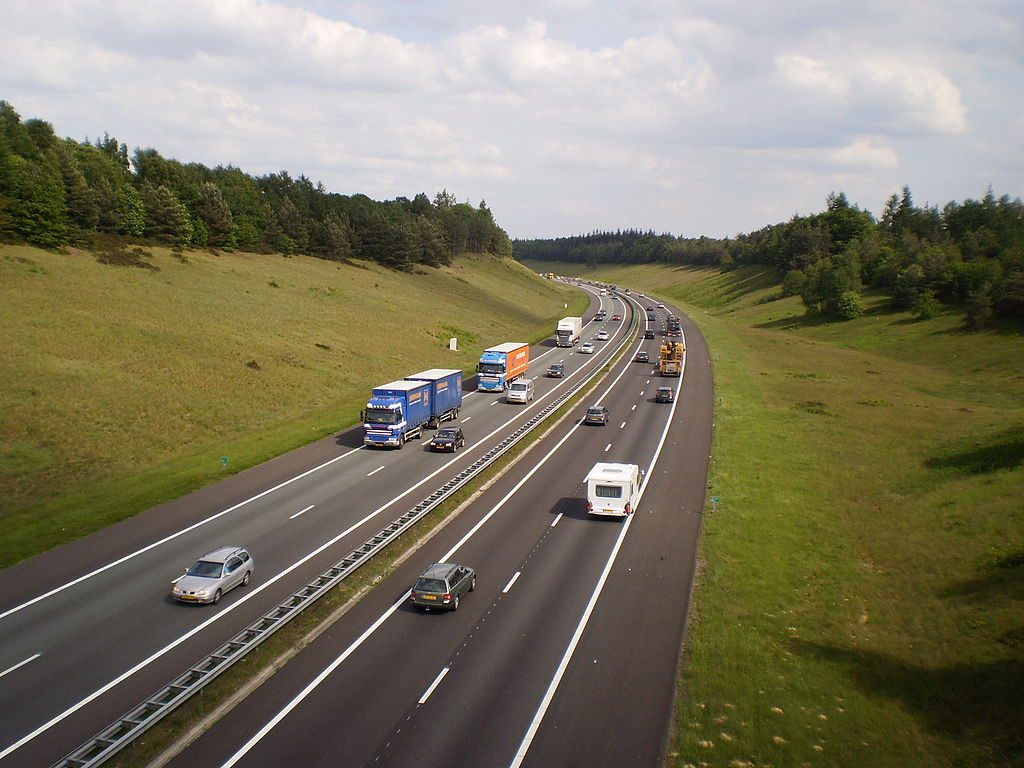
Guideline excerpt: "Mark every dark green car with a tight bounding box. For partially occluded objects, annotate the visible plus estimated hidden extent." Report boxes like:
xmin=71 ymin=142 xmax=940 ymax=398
xmin=410 ymin=563 xmax=476 ymax=611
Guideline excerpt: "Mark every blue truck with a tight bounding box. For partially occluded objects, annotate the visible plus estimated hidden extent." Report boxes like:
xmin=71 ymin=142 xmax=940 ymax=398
xmin=405 ymin=369 xmax=463 ymax=427
xmin=362 ymin=380 xmax=433 ymax=449
xmin=476 ymin=342 xmax=530 ymax=392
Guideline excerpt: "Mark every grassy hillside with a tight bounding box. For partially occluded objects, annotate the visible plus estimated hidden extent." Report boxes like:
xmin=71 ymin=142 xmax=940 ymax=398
xmin=527 ymin=261 xmax=1023 ymax=767
xmin=0 ymin=245 xmax=585 ymax=566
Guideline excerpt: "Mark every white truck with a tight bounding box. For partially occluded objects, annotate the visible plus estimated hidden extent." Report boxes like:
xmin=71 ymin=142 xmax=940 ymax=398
xmin=556 ymin=316 xmax=583 ymax=347
xmin=585 ymin=462 xmax=641 ymax=518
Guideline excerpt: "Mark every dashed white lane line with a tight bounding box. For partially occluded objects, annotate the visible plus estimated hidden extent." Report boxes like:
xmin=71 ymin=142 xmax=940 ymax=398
xmin=619 ymin=421 xmax=626 ymax=429
xmin=631 ymin=404 xmax=637 ymax=411
xmin=289 ymin=505 xmax=315 ymax=520
xmin=502 ymin=571 xmax=522 ymax=594
xmin=367 ymin=466 xmax=385 ymax=477
xmin=550 ymin=513 xmax=563 ymax=528
xmin=419 ymin=667 xmax=450 ymax=705
xmin=646 ymin=379 xmax=651 ymax=384
xmin=461 ymin=416 xmax=472 ymax=423
xmin=604 ymin=444 xmax=612 ymax=452
xmin=640 ymin=391 xmax=645 ymax=397
xmin=0 ymin=654 xmax=40 ymax=680
xmin=489 ymin=401 xmax=498 ymax=406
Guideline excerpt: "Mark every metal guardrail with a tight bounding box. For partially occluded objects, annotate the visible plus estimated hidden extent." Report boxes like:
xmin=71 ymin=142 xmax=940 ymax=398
xmin=54 ymin=296 xmax=638 ymax=768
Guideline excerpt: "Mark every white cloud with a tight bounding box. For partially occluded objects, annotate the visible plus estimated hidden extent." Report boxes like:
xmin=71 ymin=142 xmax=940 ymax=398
xmin=0 ymin=0 xmax=1017 ymax=238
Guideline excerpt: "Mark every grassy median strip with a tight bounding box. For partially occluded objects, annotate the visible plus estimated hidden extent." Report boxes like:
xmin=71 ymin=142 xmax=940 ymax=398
xmin=104 ymin=330 xmax=625 ymax=768
xmin=527 ymin=261 xmax=1024 ymax=768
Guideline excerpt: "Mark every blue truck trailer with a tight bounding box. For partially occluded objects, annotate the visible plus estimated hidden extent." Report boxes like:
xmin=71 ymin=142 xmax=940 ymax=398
xmin=405 ymin=369 xmax=463 ymax=427
xmin=476 ymin=342 xmax=530 ymax=392
xmin=362 ymin=380 xmax=433 ymax=449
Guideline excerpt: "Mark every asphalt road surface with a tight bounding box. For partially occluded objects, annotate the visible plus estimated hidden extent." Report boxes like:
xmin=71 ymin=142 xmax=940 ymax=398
xmin=161 ymin=288 xmax=713 ymax=768
xmin=0 ymin=285 xmax=659 ymax=767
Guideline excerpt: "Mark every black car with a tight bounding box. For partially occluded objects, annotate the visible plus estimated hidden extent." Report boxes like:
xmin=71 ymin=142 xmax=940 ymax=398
xmin=584 ymin=405 xmax=610 ymax=425
xmin=644 ymin=329 xmax=656 ymax=339
xmin=428 ymin=427 xmax=465 ymax=452
xmin=635 ymin=351 xmax=649 ymax=363
xmin=546 ymin=363 xmax=565 ymax=378
xmin=655 ymin=386 xmax=674 ymax=403
xmin=410 ymin=563 xmax=476 ymax=611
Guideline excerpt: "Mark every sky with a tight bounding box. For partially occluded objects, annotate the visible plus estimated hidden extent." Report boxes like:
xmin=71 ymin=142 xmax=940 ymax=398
xmin=2 ymin=0 xmax=1021 ymax=239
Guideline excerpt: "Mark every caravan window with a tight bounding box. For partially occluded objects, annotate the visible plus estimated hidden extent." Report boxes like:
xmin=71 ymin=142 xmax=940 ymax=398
xmin=594 ymin=484 xmax=623 ymax=499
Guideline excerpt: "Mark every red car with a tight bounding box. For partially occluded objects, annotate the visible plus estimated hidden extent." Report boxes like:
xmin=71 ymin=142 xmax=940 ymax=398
xmin=611 ymin=314 xmax=621 ymax=321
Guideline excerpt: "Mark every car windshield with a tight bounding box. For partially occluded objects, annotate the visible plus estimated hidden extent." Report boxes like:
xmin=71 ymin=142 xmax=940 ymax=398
xmin=436 ymin=429 xmax=458 ymax=439
xmin=510 ymin=383 xmax=526 ymax=391
xmin=587 ymin=408 xmax=604 ymax=416
xmin=414 ymin=578 xmax=446 ymax=592
xmin=187 ymin=560 xmax=223 ymax=578
xmin=659 ymin=388 xmax=671 ymax=395
xmin=549 ymin=365 xmax=563 ymax=371
xmin=478 ymin=363 xmax=505 ymax=374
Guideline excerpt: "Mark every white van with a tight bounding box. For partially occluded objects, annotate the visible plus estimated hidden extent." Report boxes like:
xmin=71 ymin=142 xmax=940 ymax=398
xmin=585 ymin=462 xmax=640 ymax=517
xmin=506 ymin=378 xmax=535 ymax=404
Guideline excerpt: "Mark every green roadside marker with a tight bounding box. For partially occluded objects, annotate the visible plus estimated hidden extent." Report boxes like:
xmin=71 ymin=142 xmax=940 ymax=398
xmin=220 ymin=456 xmax=230 ymax=467
xmin=710 ymin=495 xmax=720 ymax=503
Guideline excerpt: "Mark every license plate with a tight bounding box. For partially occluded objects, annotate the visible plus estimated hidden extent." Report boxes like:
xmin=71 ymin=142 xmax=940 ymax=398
xmin=422 ymin=594 xmax=437 ymax=601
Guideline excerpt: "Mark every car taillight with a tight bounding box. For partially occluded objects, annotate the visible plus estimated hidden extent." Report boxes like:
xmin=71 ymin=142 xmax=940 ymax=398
xmin=410 ymin=591 xmax=417 ymax=599
xmin=625 ymin=503 xmax=632 ymax=514
xmin=587 ymin=501 xmax=593 ymax=512
xmin=442 ymin=593 xmax=451 ymax=603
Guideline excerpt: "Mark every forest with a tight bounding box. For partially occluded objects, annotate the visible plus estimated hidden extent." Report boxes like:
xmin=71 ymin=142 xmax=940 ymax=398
xmin=515 ymin=190 xmax=1024 ymax=327
xmin=0 ymin=100 xmax=512 ymax=269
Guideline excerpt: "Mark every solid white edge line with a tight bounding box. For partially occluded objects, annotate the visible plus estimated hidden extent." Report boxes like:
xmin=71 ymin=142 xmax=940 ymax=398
xmin=508 ymin=297 xmax=687 ymax=768
xmin=367 ymin=466 xmax=386 ymax=477
xmin=502 ymin=571 xmax=522 ymax=594
xmin=0 ymin=654 xmax=40 ymax=680
xmin=0 ymin=444 xmax=365 ymax=622
xmin=418 ymin=667 xmax=450 ymax=705
xmin=289 ymin=505 xmax=315 ymax=520
xmin=218 ymin=295 xmax=640 ymax=766
xmin=550 ymin=513 xmax=563 ymax=528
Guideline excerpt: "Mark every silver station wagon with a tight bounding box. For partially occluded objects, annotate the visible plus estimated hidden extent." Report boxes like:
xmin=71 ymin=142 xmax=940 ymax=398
xmin=171 ymin=546 xmax=254 ymax=605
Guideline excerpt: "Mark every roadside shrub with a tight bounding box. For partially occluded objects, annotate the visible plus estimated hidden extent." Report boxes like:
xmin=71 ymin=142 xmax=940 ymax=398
xmin=782 ymin=269 xmax=806 ymax=297
xmin=913 ymin=290 xmax=941 ymax=320
xmin=833 ymin=290 xmax=864 ymax=320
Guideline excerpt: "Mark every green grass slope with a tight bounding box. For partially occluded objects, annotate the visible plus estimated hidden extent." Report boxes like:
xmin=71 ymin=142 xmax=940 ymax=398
xmin=526 ymin=260 xmax=1024 ymax=767
xmin=1 ymin=246 xmax=585 ymax=566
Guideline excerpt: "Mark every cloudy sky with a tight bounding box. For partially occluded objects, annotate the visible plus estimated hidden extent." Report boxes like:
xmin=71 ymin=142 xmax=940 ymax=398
xmin=2 ymin=0 xmax=1021 ymax=239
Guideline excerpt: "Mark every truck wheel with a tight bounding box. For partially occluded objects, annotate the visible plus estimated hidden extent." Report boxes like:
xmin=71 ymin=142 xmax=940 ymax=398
xmin=396 ymin=435 xmax=404 ymax=450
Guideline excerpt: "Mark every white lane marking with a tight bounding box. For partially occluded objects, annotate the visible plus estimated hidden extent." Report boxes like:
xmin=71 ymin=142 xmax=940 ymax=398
xmin=604 ymin=444 xmax=612 ymax=452
xmin=619 ymin=421 xmax=626 ymax=429
xmin=550 ymin=513 xmax=563 ymax=528
xmin=0 ymin=444 xmax=366 ymax=622
xmin=170 ymin=575 xmax=183 ymax=585
xmin=289 ymin=505 xmax=315 ymax=520
xmin=502 ymin=571 xmax=522 ymax=594
xmin=646 ymin=379 xmax=650 ymax=384
xmin=490 ymin=401 xmax=498 ymax=406
xmin=0 ymin=654 xmax=40 ymax=680
xmin=418 ymin=667 xmax=450 ymax=705
xmin=631 ymin=404 xmax=636 ymax=411
xmin=367 ymin=466 xmax=386 ymax=477
xmin=219 ymin=324 xmax=643 ymax=767
xmin=509 ymin=320 xmax=687 ymax=768
xmin=461 ymin=416 xmax=472 ymax=423
xmin=640 ymin=391 xmax=645 ymax=397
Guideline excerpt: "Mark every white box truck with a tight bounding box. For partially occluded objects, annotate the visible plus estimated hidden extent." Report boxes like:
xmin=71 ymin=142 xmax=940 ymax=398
xmin=585 ymin=462 xmax=640 ymax=518
xmin=556 ymin=316 xmax=583 ymax=347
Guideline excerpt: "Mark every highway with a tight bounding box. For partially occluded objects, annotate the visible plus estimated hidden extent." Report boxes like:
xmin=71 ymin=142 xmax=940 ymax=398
xmin=0 ymin=285 xmax=690 ymax=767
xmin=158 ymin=289 xmax=713 ymax=768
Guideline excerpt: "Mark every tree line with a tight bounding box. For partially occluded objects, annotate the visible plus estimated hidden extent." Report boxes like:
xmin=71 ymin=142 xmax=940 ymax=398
xmin=0 ymin=101 xmax=512 ymax=268
xmin=514 ymin=190 xmax=1024 ymax=327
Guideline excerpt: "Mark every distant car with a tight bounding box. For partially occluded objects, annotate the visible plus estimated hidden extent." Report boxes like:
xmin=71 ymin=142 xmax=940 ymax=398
xmin=644 ymin=329 xmax=656 ymax=339
xmin=546 ymin=363 xmax=565 ymax=378
xmin=657 ymin=303 xmax=665 ymax=308
xmin=410 ymin=562 xmax=476 ymax=611
xmin=595 ymin=330 xmax=610 ymax=341
xmin=611 ymin=314 xmax=621 ymax=321
xmin=172 ymin=546 xmax=253 ymax=605
xmin=429 ymin=427 xmax=465 ymax=452
xmin=646 ymin=306 xmax=654 ymax=311
xmin=580 ymin=342 xmax=595 ymax=354
xmin=655 ymin=386 xmax=674 ymax=403
xmin=635 ymin=351 xmax=649 ymax=363
xmin=594 ymin=312 xmax=606 ymax=321
xmin=585 ymin=405 xmax=610 ymax=425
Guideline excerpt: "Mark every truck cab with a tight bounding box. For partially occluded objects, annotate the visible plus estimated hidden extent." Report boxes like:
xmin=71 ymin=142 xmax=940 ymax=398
xmin=362 ymin=380 xmax=431 ymax=448
xmin=477 ymin=343 xmax=530 ymax=392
